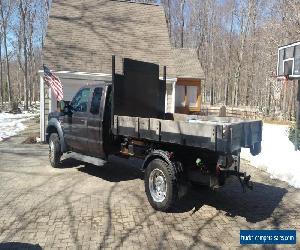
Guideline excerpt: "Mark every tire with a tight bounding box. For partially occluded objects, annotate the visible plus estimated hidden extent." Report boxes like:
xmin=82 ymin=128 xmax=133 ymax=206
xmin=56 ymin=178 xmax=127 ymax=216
xmin=49 ymin=133 xmax=62 ymax=168
xmin=144 ymin=158 xmax=179 ymax=211
xmin=190 ymin=181 xmax=208 ymax=190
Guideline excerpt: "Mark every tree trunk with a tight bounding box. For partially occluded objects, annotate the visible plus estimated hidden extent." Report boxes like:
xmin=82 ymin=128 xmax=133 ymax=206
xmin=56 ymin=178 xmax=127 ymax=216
xmin=20 ymin=0 xmax=29 ymax=110
xmin=180 ymin=0 xmax=186 ymax=48
xmin=0 ymin=2 xmax=12 ymax=106
xmin=210 ymin=83 xmax=214 ymax=106
xmin=163 ymin=0 xmax=172 ymax=42
xmin=29 ymin=14 xmax=35 ymax=106
xmin=246 ymin=0 xmax=258 ymax=107
xmin=3 ymin=33 xmax=11 ymax=104
xmin=267 ymin=79 xmax=272 ymax=116
xmin=0 ymin=35 xmax=3 ymax=107
xmin=225 ymin=7 xmax=234 ymax=106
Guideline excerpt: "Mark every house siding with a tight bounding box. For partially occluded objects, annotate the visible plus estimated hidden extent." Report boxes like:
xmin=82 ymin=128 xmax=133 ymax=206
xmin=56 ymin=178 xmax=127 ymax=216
xmin=44 ymin=87 xmax=50 ymax=130
xmin=166 ymin=82 xmax=174 ymax=113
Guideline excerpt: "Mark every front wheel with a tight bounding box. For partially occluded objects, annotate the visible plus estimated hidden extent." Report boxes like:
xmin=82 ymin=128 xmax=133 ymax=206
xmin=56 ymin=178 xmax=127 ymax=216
xmin=144 ymin=158 xmax=179 ymax=211
xmin=49 ymin=133 xmax=62 ymax=168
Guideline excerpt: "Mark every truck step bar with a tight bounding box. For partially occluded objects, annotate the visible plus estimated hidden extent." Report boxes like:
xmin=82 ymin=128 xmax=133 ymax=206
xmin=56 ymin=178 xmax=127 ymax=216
xmin=65 ymin=152 xmax=107 ymax=167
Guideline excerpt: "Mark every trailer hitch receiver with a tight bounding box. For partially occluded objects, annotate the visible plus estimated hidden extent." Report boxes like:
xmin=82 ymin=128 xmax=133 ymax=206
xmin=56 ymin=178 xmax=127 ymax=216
xmin=239 ymin=173 xmax=253 ymax=192
xmin=219 ymin=169 xmax=253 ymax=192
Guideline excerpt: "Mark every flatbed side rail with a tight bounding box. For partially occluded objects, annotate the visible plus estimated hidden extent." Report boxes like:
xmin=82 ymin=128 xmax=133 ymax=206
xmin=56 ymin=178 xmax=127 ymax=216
xmin=112 ymin=115 xmax=262 ymax=154
xmin=112 ymin=115 xmax=216 ymax=148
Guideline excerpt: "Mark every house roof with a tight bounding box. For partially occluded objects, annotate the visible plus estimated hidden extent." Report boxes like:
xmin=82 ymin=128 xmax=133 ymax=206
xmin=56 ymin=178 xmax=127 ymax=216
xmin=173 ymin=48 xmax=205 ymax=79
xmin=43 ymin=0 xmax=204 ymax=79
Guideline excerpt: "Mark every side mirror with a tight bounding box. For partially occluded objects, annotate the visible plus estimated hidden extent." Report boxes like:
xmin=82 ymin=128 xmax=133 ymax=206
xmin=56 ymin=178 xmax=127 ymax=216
xmin=64 ymin=104 xmax=73 ymax=115
xmin=59 ymin=100 xmax=66 ymax=112
xmin=59 ymin=101 xmax=72 ymax=115
xmin=64 ymin=106 xmax=70 ymax=114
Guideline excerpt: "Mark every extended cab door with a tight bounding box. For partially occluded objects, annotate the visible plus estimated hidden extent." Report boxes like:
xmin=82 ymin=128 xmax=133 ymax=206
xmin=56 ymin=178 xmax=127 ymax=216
xmin=87 ymin=87 xmax=106 ymax=157
xmin=64 ymin=87 xmax=91 ymax=153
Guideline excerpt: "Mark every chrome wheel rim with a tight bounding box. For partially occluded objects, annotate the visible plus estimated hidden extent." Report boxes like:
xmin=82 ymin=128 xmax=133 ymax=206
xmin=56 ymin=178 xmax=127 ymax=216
xmin=149 ymin=168 xmax=167 ymax=203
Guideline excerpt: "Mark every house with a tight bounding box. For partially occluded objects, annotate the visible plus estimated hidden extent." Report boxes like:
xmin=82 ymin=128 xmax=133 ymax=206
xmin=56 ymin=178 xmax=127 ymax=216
xmin=173 ymin=48 xmax=204 ymax=113
xmin=40 ymin=0 xmax=204 ymax=141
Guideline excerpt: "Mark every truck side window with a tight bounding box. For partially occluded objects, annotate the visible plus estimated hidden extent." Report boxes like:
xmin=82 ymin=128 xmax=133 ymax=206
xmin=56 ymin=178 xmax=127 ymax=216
xmin=90 ymin=87 xmax=103 ymax=115
xmin=71 ymin=88 xmax=91 ymax=112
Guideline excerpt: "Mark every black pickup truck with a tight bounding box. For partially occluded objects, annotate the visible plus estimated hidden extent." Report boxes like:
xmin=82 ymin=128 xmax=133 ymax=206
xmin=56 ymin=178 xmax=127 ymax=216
xmin=46 ymin=57 xmax=262 ymax=211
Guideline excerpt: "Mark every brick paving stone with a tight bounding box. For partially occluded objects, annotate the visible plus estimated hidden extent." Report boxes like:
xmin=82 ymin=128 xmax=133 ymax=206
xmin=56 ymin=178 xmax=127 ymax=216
xmin=0 ymin=121 xmax=299 ymax=249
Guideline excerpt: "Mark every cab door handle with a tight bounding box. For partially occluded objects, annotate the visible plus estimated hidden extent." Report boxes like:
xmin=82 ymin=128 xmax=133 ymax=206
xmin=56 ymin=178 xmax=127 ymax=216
xmin=80 ymin=119 xmax=87 ymax=125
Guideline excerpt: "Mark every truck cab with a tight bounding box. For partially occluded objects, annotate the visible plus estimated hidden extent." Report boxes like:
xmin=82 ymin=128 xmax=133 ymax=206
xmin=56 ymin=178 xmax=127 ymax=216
xmin=46 ymin=83 xmax=112 ymax=162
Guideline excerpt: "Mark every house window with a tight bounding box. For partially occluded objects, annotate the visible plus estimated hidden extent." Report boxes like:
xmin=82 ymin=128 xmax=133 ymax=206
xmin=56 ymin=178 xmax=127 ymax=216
xmin=175 ymin=85 xmax=185 ymax=107
xmin=175 ymin=79 xmax=201 ymax=113
xmin=187 ymin=86 xmax=198 ymax=107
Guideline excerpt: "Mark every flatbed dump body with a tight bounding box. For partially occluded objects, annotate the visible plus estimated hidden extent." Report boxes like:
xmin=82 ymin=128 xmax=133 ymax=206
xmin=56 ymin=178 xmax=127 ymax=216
xmin=113 ymin=115 xmax=262 ymax=154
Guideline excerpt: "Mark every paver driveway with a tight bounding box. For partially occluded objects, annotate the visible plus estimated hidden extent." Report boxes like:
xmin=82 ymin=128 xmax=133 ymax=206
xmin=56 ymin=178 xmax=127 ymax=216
xmin=0 ymin=121 xmax=299 ymax=249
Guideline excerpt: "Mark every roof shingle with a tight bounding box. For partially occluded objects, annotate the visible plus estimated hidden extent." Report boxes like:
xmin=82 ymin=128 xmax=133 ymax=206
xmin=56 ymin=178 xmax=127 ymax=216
xmin=173 ymin=48 xmax=205 ymax=79
xmin=43 ymin=0 xmax=204 ymax=79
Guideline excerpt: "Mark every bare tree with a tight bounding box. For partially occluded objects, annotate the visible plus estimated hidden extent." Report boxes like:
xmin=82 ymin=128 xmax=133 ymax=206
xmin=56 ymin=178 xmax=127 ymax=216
xmin=19 ymin=0 xmax=29 ymax=110
xmin=245 ymin=0 xmax=259 ymax=106
xmin=0 ymin=0 xmax=298 ymax=119
xmin=0 ymin=0 xmax=13 ymax=105
xmin=0 ymin=25 xmax=3 ymax=107
xmin=180 ymin=0 xmax=186 ymax=48
xmin=162 ymin=0 xmax=172 ymax=39
xmin=225 ymin=0 xmax=236 ymax=106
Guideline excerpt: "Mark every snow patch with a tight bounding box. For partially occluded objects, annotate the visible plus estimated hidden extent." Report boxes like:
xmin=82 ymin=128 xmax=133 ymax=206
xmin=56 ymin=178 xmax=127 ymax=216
xmin=241 ymin=123 xmax=300 ymax=188
xmin=0 ymin=112 xmax=38 ymax=141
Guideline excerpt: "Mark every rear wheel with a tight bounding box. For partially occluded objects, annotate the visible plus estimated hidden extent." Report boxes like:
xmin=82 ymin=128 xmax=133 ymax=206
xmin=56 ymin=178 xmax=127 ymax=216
xmin=144 ymin=158 xmax=179 ymax=211
xmin=49 ymin=133 xmax=62 ymax=168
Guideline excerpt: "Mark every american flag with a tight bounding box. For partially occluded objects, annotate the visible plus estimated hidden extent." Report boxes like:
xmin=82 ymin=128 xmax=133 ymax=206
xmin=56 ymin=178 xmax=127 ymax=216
xmin=43 ymin=65 xmax=63 ymax=101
